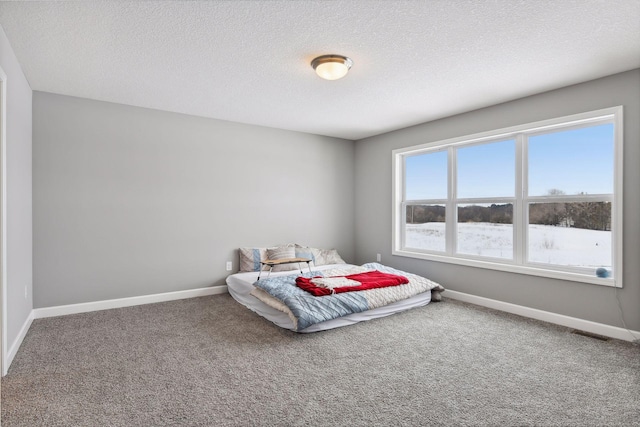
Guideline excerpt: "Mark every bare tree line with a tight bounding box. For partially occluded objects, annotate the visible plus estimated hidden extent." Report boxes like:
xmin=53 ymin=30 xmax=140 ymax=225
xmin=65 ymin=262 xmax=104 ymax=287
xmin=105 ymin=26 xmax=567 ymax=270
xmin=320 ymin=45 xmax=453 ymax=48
xmin=406 ymin=190 xmax=611 ymax=231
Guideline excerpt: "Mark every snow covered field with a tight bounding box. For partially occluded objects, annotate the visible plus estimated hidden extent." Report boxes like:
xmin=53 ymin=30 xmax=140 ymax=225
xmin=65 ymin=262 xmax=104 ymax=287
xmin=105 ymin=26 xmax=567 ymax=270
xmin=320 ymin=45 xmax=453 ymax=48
xmin=405 ymin=222 xmax=611 ymax=268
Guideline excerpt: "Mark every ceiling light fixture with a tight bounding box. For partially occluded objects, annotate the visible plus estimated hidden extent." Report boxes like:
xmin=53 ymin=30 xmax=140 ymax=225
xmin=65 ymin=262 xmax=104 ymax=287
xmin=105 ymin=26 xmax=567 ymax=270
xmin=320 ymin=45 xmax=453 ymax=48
xmin=311 ymin=55 xmax=353 ymax=80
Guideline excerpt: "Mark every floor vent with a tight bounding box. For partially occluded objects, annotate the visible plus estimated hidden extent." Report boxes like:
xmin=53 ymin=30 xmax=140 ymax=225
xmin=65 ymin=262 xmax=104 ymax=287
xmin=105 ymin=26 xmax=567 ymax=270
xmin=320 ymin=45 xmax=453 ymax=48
xmin=571 ymin=330 xmax=609 ymax=341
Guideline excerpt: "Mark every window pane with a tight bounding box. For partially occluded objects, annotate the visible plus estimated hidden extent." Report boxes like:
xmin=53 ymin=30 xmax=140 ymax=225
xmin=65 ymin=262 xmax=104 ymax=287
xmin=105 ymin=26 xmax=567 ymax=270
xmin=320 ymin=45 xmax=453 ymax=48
xmin=457 ymin=139 xmax=515 ymax=198
xmin=457 ymin=203 xmax=513 ymax=259
xmin=405 ymin=205 xmax=446 ymax=252
xmin=405 ymin=151 xmax=447 ymax=200
xmin=528 ymin=202 xmax=612 ymax=274
xmin=528 ymin=124 xmax=614 ymax=196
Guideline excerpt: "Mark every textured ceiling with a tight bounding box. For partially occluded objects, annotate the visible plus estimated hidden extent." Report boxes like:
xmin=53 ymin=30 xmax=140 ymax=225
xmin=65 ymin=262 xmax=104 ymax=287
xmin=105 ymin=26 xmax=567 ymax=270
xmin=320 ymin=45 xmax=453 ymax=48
xmin=0 ymin=1 xmax=639 ymax=140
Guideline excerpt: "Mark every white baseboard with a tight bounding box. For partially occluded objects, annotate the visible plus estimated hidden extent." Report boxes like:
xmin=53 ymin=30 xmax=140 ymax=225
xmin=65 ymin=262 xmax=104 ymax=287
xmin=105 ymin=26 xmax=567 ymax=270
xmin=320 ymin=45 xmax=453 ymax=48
xmin=445 ymin=290 xmax=640 ymax=342
xmin=5 ymin=309 xmax=34 ymax=375
xmin=33 ymin=285 xmax=228 ymax=319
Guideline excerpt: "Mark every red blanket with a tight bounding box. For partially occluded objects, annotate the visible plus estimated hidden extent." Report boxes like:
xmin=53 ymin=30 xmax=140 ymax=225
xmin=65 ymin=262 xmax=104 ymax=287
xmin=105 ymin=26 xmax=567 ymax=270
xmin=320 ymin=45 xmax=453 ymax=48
xmin=295 ymin=270 xmax=409 ymax=296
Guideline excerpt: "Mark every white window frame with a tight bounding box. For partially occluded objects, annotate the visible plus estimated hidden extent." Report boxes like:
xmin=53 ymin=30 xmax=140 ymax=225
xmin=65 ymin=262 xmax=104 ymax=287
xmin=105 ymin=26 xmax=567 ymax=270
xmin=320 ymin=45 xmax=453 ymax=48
xmin=392 ymin=106 xmax=623 ymax=288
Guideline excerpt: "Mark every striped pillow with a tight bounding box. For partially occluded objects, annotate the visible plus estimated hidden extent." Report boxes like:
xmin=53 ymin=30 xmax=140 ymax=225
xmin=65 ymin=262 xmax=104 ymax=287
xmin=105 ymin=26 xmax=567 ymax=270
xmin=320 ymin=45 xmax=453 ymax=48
xmin=266 ymin=246 xmax=295 ymax=261
xmin=266 ymin=246 xmax=297 ymax=272
xmin=238 ymin=247 xmax=270 ymax=272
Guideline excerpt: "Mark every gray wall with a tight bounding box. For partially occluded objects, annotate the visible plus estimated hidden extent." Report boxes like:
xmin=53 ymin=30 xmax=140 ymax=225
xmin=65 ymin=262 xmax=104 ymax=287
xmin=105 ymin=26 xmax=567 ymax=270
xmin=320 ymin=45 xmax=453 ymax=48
xmin=33 ymin=92 xmax=354 ymax=308
xmin=0 ymin=26 xmax=33 ymax=350
xmin=355 ymin=69 xmax=640 ymax=331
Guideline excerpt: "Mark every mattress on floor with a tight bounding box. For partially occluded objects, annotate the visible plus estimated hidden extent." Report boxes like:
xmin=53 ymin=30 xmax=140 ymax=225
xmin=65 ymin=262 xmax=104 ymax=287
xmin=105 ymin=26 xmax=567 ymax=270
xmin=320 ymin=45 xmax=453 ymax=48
xmin=226 ymin=264 xmax=433 ymax=332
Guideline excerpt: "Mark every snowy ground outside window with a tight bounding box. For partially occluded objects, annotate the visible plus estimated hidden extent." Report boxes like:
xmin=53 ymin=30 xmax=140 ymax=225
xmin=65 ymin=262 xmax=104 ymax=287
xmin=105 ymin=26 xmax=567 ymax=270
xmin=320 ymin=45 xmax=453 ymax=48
xmin=405 ymin=222 xmax=611 ymax=270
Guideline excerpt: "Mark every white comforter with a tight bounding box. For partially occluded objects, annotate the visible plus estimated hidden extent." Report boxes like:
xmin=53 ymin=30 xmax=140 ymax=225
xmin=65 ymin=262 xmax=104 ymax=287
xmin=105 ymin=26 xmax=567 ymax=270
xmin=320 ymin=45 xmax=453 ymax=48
xmin=251 ymin=263 xmax=444 ymax=331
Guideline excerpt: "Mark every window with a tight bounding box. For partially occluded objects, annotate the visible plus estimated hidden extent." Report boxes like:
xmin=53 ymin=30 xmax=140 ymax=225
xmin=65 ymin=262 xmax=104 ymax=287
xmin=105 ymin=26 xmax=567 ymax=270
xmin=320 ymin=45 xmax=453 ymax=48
xmin=393 ymin=107 xmax=623 ymax=287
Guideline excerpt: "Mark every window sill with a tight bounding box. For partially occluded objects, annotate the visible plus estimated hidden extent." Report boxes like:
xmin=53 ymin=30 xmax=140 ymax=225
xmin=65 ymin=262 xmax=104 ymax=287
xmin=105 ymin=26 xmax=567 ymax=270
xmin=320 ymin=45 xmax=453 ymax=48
xmin=393 ymin=248 xmax=620 ymax=288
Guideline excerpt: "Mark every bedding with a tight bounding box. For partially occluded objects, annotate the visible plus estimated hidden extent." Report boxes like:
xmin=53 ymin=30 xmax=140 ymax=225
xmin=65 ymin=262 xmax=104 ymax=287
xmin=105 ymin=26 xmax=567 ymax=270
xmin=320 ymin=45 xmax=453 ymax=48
xmin=226 ymin=262 xmax=444 ymax=332
xmin=295 ymin=270 xmax=409 ymax=296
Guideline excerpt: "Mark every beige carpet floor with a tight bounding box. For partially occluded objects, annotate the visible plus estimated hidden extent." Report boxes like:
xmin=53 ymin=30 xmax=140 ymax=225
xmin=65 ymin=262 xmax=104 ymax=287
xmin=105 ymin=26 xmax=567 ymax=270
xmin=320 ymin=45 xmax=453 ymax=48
xmin=2 ymin=295 xmax=639 ymax=426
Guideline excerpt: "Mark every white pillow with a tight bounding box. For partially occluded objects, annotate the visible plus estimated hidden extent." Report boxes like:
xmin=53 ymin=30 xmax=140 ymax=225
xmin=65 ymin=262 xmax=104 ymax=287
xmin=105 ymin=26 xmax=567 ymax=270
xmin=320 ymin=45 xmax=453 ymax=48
xmin=294 ymin=245 xmax=345 ymax=266
xmin=318 ymin=248 xmax=346 ymax=265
